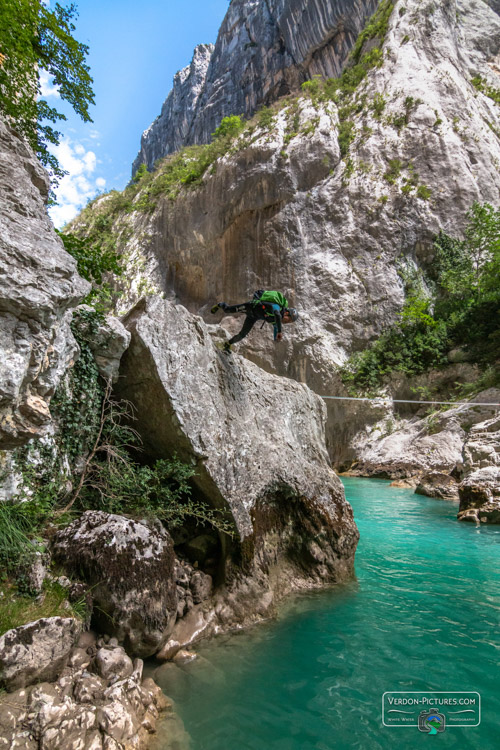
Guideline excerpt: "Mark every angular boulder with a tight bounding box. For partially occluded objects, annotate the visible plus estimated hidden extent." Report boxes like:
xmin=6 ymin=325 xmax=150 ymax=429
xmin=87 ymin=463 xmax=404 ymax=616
xmin=72 ymin=306 xmax=131 ymax=383
xmin=0 ymin=617 xmax=81 ymax=692
xmin=415 ymin=471 xmax=459 ymax=502
xmin=51 ymin=512 xmax=177 ymax=657
xmin=0 ymin=118 xmax=90 ymax=448
xmin=117 ymin=297 xmax=358 ymax=592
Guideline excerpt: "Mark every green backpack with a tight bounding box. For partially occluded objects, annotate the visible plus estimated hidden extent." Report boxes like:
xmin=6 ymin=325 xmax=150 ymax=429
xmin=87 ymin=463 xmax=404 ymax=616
xmin=252 ymin=289 xmax=288 ymax=309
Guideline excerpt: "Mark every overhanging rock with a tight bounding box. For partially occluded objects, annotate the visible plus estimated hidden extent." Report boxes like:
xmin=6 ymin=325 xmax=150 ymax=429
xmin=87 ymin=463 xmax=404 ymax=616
xmin=118 ymin=297 xmax=358 ymax=587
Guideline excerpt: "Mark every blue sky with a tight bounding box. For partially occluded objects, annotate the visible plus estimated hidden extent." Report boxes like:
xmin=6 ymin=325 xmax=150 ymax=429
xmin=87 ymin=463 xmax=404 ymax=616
xmin=46 ymin=0 xmax=230 ymax=226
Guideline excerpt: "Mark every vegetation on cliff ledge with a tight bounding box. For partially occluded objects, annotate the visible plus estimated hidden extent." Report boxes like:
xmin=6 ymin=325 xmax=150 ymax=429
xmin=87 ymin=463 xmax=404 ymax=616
xmin=341 ymin=202 xmax=500 ymax=392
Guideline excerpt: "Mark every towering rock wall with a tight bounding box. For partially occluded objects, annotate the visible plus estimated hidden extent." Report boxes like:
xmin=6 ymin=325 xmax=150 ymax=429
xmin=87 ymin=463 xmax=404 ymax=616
xmin=105 ymin=0 xmax=500 ymax=459
xmin=133 ymin=0 xmax=379 ymax=173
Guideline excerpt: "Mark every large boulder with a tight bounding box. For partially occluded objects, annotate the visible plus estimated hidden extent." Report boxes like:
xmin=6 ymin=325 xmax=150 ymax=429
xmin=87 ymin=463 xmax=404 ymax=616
xmin=458 ymin=468 xmax=500 ymax=524
xmin=117 ymin=297 xmax=358 ymax=596
xmin=0 ymin=118 xmax=90 ymax=448
xmin=51 ymin=512 xmax=178 ymax=657
xmin=0 ymin=617 xmax=82 ymax=692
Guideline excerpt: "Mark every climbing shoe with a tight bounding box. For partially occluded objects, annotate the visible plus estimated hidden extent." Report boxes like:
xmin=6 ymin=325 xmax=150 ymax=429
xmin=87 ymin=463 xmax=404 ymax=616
xmin=215 ymin=341 xmax=232 ymax=352
xmin=210 ymin=304 xmax=220 ymax=314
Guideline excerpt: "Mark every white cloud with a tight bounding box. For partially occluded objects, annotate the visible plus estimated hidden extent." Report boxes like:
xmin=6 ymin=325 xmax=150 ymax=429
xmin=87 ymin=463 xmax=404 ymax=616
xmin=48 ymin=138 xmax=105 ymax=229
xmin=39 ymin=69 xmax=59 ymax=98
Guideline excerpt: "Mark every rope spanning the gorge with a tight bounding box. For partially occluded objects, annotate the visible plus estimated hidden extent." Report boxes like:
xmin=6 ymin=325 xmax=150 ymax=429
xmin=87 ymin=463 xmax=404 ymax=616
xmin=319 ymin=396 xmax=500 ymax=407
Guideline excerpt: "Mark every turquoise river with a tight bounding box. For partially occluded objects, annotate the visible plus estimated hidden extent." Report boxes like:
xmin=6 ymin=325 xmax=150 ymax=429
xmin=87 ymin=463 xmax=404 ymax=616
xmin=159 ymin=478 xmax=500 ymax=749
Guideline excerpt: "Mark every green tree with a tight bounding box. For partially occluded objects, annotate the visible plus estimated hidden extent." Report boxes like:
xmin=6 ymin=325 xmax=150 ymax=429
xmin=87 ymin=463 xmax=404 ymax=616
xmin=0 ymin=0 xmax=94 ymax=180
xmin=464 ymin=201 xmax=500 ymax=298
xmin=56 ymin=230 xmax=123 ymax=286
xmin=211 ymin=115 xmax=244 ymax=141
xmin=434 ymin=202 xmax=500 ymax=305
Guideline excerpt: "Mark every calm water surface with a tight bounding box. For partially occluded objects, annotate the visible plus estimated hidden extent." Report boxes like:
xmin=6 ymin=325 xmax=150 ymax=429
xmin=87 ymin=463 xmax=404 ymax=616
xmin=160 ymin=478 xmax=500 ymax=749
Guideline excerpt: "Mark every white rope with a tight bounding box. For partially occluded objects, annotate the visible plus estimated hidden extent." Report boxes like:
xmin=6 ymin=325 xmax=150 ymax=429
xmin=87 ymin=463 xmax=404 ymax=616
xmin=320 ymin=396 xmax=500 ymax=407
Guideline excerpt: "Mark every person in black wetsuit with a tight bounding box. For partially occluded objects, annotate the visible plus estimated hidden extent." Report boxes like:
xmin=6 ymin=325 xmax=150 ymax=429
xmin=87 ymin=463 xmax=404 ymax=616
xmin=211 ymin=294 xmax=298 ymax=351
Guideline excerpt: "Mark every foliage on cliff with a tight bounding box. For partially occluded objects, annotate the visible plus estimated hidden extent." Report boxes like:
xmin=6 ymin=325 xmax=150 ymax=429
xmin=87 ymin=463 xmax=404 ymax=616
xmin=341 ymin=202 xmax=500 ymax=391
xmin=0 ymin=0 xmax=94 ymax=181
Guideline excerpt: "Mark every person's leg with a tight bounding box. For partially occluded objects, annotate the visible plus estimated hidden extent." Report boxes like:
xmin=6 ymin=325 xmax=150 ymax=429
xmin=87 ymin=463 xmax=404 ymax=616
xmin=223 ymin=302 xmax=250 ymax=314
xmin=228 ymin=314 xmax=257 ymax=344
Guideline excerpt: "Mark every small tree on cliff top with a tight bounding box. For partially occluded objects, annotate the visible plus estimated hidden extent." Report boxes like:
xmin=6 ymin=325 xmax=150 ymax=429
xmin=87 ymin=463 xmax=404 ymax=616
xmin=0 ymin=0 xmax=94 ymax=181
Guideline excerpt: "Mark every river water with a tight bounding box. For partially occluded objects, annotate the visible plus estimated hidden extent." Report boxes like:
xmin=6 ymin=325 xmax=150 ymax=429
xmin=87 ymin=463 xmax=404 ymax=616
xmin=159 ymin=478 xmax=500 ymax=749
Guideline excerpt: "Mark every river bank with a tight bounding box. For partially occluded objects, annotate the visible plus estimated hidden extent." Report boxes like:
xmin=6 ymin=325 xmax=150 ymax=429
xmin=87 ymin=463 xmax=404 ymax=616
xmin=151 ymin=478 xmax=500 ymax=749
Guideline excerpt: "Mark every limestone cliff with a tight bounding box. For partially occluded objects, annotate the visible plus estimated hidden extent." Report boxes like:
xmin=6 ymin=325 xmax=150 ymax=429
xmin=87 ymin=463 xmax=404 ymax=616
xmin=79 ymin=0 xmax=500 ymax=464
xmin=133 ymin=0 xmax=380 ymax=173
xmin=0 ymin=119 xmax=90 ymax=449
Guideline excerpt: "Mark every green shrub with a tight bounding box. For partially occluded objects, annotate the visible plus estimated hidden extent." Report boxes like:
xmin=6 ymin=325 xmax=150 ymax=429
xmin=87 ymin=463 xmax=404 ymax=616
xmin=57 ymin=230 xmax=123 ymax=286
xmin=471 ymin=75 xmax=500 ymax=105
xmin=211 ymin=115 xmax=245 ymax=140
xmin=132 ymin=163 xmax=149 ymax=183
xmin=350 ymin=0 xmax=396 ymax=64
xmin=383 ymin=158 xmax=403 ymax=184
xmin=416 ymin=184 xmax=432 ymax=200
xmin=371 ymin=92 xmax=387 ymax=119
xmin=341 ymin=202 xmax=500 ymax=391
xmin=338 ymin=120 xmax=356 ymax=157
xmin=258 ymin=106 xmax=276 ymax=130
xmin=301 ymin=77 xmax=321 ymax=98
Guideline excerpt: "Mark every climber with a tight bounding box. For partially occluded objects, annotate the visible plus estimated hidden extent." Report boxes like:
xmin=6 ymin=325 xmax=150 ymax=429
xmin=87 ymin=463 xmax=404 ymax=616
xmin=211 ymin=290 xmax=298 ymax=352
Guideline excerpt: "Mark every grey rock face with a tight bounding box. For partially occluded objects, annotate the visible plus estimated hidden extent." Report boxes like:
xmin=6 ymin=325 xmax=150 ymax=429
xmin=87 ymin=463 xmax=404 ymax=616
xmin=117 ymin=296 xmax=358 ymax=586
xmin=133 ymin=0 xmax=379 ymax=172
xmin=133 ymin=43 xmax=214 ymax=174
xmin=0 ymin=617 xmax=82 ymax=691
xmin=344 ymin=387 xmax=500 ymax=477
xmin=0 ymin=118 xmax=90 ymax=449
xmin=51 ymin=512 xmax=178 ymax=657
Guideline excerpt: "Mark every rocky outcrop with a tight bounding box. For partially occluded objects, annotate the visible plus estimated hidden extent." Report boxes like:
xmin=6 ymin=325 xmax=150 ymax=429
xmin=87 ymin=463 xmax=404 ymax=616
xmin=0 ymin=119 xmax=90 ymax=449
xmin=133 ymin=0 xmax=380 ymax=172
xmin=72 ymin=306 xmax=131 ymax=383
xmin=133 ymin=44 xmax=214 ymax=173
xmin=340 ymin=385 xmax=500 ymax=521
xmin=51 ymin=512 xmax=178 ymax=658
xmin=458 ymin=412 xmax=500 ymax=523
xmin=415 ymin=472 xmax=460 ymax=501
xmin=344 ymin=387 xmax=499 ymax=475
xmin=115 ymin=297 xmax=358 ymax=626
xmin=0 ymin=617 xmax=82 ymax=692
xmin=0 ymin=630 xmax=170 ymax=749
